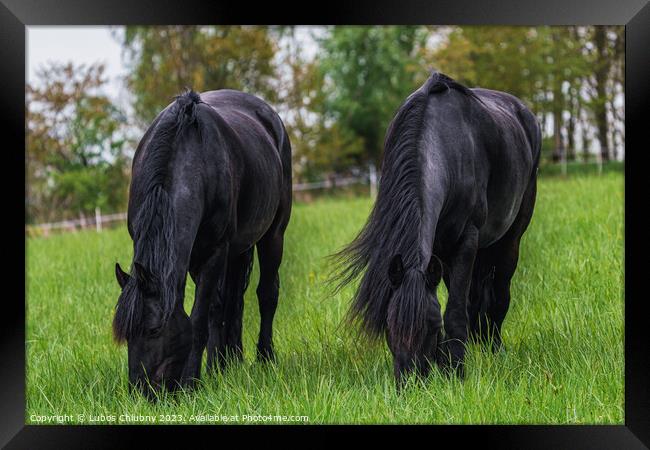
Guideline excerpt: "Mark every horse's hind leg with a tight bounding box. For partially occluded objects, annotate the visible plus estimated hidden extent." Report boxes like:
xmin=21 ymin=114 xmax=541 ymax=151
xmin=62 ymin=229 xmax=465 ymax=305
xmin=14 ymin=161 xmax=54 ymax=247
xmin=467 ymin=250 xmax=494 ymax=345
xmin=225 ymin=248 xmax=255 ymax=362
xmin=180 ymin=273 xmax=212 ymax=385
xmin=474 ymin=240 xmax=516 ymax=351
xmin=477 ymin=176 xmax=537 ymax=351
xmin=207 ymin=248 xmax=254 ymax=371
xmin=255 ymin=231 xmax=285 ymax=362
xmin=182 ymin=247 xmax=228 ymax=384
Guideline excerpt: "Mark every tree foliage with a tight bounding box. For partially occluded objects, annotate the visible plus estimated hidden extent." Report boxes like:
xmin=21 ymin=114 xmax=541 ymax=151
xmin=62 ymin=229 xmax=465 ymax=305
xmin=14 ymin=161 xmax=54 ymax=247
xmin=275 ymin=29 xmax=364 ymax=181
xmin=317 ymin=26 xmax=430 ymax=167
xmin=433 ymin=26 xmax=624 ymax=162
xmin=26 ymin=26 xmax=625 ymax=224
xmin=119 ymin=26 xmax=280 ymax=125
xmin=26 ymin=62 xmax=130 ymax=223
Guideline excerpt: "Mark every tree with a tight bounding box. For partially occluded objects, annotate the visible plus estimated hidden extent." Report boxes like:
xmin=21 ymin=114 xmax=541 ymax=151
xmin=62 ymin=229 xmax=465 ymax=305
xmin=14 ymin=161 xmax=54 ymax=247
xmin=433 ymin=26 xmax=553 ymax=160
xmin=275 ymin=29 xmax=364 ymax=181
xmin=587 ymin=26 xmax=624 ymax=162
xmin=318 ymin=26 xmax=430 ymax=168
xmin=118 ymin=26 xmax=280 ymax=125
xmin=26 ymin=62 xmax=130 ymax=223
xmin=432 ymin=26 xmax=621 ymax=164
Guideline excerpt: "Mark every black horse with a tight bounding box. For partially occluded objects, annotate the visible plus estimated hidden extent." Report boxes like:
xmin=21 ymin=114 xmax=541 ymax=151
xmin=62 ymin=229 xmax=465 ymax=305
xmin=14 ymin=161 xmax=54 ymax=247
xmin=113 ymin=89 xmax=292 ymax=396
xmin=334 ymin=72 xmax=540 ymax=387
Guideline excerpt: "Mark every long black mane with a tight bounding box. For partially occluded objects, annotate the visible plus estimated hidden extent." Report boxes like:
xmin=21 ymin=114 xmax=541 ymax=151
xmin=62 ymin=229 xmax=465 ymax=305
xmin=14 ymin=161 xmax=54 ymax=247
xmin=332 ymin=72 xmax=479 ymax=345
xmin=113 ymin=90 xmax=203 ymax=342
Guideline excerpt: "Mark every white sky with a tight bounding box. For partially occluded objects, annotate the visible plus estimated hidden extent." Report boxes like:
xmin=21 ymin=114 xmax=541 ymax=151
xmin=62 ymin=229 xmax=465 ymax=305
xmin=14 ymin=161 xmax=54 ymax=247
xmin=27 ymin=26 xmax=129 ymax=106
xmin=26 ymin=26 xmax=320 ymax=110
xmin=26 ymin=26 xmax=623 ymax=158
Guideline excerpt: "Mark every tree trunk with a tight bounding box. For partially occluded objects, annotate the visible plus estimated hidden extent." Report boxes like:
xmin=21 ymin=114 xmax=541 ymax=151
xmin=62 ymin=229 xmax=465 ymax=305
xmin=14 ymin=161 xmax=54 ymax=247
xmin=566 ymin=85 xmax=577 ymax=161
xmin=611 ymin=27 xmax=625 ymax=161
xmin=552 ymin=108 xmax=563 ymax=163
xmin=551 ymin=30 xmax=564 ymax=163
xmin=593 ymin=26 xmax=610 ymax=162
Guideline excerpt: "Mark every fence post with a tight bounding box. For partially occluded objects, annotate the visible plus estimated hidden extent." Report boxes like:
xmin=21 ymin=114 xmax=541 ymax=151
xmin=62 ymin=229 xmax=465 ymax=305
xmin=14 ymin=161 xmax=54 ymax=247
xmin=597 ymin=149 xmax=603 ymax=175
xmin=79 ymin=213 xmax=86 ymax=231
xmin=95 ymin=207 xmax=102 ymax=232
xmin=369 ymin=163 xmax=377 ymax=198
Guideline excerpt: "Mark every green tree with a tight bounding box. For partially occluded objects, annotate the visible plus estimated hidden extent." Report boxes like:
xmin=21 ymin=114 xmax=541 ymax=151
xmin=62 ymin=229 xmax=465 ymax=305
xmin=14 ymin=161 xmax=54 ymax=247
xmin=587 ymin=26 xmax=624 ymax=161
xmin=26 ymin=62 xmax=130 ymax=223
xmin=432 ymin=26 xmax=620 ymax=164
xmin=275 ymin=29 xmax=364 ymax=181
xmin=432 ymin=27 xmax=549 ymax=107
xmin=118 ymin=26 xmax=280 ymax=125
xmin=318 ymin=26 xmax=430 ymax=167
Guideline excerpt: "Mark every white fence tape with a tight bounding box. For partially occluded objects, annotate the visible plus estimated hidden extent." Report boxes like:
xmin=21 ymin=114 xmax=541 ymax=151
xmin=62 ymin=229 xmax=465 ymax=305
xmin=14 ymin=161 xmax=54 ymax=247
xmin=28 ymin=170 xmax=377 ymax=234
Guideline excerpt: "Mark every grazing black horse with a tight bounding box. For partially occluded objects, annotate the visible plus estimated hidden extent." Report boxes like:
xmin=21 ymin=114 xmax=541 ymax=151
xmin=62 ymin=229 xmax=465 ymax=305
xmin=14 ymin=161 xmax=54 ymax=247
xmin=113 ymin=89 xmax=292 ymax=396
xmin=334 ymin=72 xmax=540 ymax=387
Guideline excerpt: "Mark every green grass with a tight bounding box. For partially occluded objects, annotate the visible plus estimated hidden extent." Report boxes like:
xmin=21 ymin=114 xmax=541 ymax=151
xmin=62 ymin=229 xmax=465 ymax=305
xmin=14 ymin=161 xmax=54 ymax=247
xmin=26 ymin=172 xmax=624 ymax=424
xmin=538 ymin=160 xmax=624 ymax=178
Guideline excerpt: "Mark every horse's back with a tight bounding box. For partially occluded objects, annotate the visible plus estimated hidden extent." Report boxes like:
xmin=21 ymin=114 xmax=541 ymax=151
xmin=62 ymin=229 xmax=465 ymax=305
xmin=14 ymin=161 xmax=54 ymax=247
xmin=471 ymin=88 xmax=540 ymax=169
xmin=469 ymin=88 xmax=540 ymax=246
xmin=199 ymin=89 xmax=290 ymax=186
xmin=200 ymin=90 xmax=287 ymax=152
xmin=422 ymin=85 xmax=538 ymax=249
xmin=198 ymin=89 xmax=291 ymax=250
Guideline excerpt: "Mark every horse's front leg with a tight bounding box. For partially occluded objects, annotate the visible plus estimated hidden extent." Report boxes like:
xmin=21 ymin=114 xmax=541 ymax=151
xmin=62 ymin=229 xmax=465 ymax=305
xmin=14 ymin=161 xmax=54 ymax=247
xmin=438 ymin=225 xmax=479 ymax=378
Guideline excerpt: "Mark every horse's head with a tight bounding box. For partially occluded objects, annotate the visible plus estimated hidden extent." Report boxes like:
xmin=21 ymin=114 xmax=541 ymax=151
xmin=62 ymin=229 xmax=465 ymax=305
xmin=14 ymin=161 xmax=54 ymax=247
xmin=113 ymin=263 xmax=191 ymax=398
xmin=385 ymin=254 xmax=443 ymax=386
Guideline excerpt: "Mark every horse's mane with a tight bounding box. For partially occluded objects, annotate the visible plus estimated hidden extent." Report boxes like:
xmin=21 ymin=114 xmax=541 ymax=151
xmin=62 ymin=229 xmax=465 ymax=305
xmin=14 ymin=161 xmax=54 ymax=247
xmin=113 ymin=90 xmax=203 ymax=343
xmin=331 ymin=72 xmax=474 ymax=346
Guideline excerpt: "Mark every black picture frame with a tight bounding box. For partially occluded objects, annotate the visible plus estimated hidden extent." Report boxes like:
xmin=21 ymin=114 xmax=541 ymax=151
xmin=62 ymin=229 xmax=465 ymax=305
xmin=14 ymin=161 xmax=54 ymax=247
xmin=4 ymin=0 xmax=649 ymax=447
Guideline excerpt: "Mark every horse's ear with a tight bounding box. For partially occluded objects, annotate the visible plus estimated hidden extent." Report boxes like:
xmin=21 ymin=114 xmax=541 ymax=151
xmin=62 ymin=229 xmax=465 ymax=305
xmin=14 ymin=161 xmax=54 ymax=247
xmin=133 ymin=262 xmax=154 ymax=288
xmin=115 ymin=263 xmax=130 ymax=290
xmin=426 ymin=255 xmax=443 ymax=288
xmin=388 ymin=254 xmax=404 ymax=287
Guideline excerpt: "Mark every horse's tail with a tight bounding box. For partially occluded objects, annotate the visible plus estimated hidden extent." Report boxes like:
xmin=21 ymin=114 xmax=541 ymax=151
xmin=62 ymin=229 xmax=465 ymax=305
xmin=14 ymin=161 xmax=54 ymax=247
xmin=329 ymin=74 xmax=437 ymax=342
xmin=133 ymin=185 xmax=177 ymax=306
xmin=140 ymin=89 xmax=204 ymax=316
xmin=114 ymin=91 xmax=204 ymax=342
xmin=173 ymin=89 xmax=203 ymax=137
xmin=113 ymin=184 xmax=177 ymax=342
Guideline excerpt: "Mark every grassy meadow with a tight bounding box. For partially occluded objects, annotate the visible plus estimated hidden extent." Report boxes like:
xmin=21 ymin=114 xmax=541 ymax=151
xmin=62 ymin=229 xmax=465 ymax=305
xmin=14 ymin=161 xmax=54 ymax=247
xmin=26 ymin=171 xmax=624 ymax=424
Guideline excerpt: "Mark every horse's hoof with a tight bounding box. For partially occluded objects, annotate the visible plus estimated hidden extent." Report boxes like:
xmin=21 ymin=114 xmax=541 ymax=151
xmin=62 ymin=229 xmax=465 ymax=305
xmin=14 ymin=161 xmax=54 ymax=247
xmin=486 ymin=336 xmax=505 ymax=354
xmin=443 ymin=364 xmax=466 ymax=380
xmin=436 ymin=354 xmax=465 ymax=380
xmin=256 ymin=346 xmax=276 ymax=363
xmin=180 ymin=377 xmax=199 ymax=391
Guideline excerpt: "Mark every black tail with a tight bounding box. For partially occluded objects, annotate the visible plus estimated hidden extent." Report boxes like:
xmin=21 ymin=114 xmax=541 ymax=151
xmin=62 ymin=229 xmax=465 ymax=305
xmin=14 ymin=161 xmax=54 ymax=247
xmin=113 ymin=89 xmax=203 ymax=342
xmin=173 ymin=89 xmax=203 ymax=137
xmin=329 ymin=75 xmax=434 ymax=342
xmin=330 ymin=71 xmax=475 ymax=347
